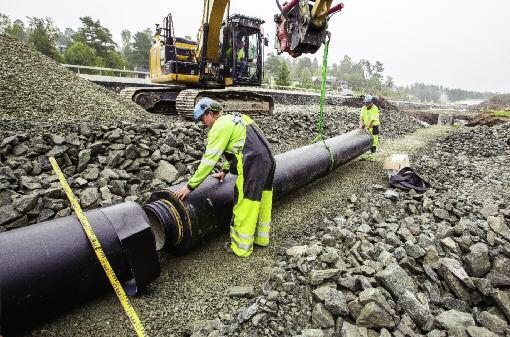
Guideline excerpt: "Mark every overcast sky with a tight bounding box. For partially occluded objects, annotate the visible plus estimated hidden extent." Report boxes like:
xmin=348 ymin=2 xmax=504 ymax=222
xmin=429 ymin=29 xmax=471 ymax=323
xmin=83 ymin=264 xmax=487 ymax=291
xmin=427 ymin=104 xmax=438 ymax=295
xmin=2 ymin=0 xmax=509 ymax=93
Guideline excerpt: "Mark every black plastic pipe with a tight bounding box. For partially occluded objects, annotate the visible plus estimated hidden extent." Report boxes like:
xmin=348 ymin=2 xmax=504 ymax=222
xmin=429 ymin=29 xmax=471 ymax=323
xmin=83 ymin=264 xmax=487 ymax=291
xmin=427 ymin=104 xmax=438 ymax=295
xmin=0 ymin=202 xmax=160 ymax=333
xmin=145 ymin=129 xmax=371 ymax=252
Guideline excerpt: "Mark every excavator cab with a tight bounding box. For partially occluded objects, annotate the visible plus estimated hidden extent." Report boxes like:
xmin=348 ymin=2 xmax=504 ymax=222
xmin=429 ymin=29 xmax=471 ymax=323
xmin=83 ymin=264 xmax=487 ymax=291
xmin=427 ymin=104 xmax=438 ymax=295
xmin=221 ymin=14 xmax=266 ymax=86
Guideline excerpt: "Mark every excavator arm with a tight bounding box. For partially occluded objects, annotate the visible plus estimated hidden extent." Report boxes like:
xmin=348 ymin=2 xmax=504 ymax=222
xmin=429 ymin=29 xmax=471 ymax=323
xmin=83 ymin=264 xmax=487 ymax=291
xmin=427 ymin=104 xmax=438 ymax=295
xmin=275 ymin=0 xmax=344 ymax=57
xmin=197 ymin=0 xmax=230 ymax=63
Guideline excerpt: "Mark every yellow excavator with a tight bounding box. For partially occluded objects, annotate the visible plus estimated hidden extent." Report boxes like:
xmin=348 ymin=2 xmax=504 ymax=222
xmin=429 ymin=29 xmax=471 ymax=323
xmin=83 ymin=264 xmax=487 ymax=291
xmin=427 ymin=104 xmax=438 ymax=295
xmin=121 ymin=0 xmax=343 ymax=118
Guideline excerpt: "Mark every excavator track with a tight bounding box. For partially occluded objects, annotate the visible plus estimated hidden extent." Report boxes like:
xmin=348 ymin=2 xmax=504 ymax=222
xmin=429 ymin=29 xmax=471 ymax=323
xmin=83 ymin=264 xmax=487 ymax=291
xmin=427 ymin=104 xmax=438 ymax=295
xmin=119 ymin=85 xmax=185 ymax=113
xmin=176 ymin=88 xmax=274 ymax=120
xmin=120 ymin=86 xmax=274 ymax=118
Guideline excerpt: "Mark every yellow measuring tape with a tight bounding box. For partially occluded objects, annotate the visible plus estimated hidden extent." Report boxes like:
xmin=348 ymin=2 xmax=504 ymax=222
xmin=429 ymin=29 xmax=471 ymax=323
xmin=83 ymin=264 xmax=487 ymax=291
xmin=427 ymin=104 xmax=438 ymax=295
xmin=49 ymin=157 xmax=146 ymax=337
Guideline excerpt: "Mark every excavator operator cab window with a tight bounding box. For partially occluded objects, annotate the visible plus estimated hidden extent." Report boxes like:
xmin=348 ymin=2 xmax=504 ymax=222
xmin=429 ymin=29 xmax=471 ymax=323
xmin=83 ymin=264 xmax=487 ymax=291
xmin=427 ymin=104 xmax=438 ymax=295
xmin=232 ymin=29 xmax=260 ymax=80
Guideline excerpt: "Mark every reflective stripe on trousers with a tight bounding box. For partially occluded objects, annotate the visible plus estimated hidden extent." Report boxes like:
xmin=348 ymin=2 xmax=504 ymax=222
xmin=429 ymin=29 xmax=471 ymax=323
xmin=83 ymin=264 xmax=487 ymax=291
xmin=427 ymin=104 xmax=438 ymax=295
xmin=254 ymin=190 xmax=272 ymax=247
xmin=367 ymin=127 xmax=379 ymax=148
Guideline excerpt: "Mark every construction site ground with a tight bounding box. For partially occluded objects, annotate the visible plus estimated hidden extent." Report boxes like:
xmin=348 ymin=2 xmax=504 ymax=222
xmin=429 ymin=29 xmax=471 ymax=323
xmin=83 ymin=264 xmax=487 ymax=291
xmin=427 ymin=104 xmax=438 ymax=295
xmin=2 ymin=34 xmax=510 ymax=337
xmin=22 ymin=126 xmax=453 ymax=337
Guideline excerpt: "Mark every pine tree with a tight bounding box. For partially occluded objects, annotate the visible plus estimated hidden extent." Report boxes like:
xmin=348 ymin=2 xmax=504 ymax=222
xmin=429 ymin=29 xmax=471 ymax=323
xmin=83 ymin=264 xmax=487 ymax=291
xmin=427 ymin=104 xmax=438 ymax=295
xmin=276 ymin=62 xmax=290 ymax=86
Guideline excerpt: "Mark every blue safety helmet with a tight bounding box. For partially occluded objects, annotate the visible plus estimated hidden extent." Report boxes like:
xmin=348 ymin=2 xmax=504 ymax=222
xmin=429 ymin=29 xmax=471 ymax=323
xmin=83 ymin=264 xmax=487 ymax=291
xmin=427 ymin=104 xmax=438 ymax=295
xmin=363 ymin=95 xmax=374 ymax=103
xmin=193 ymin=97 xmax=222 ymax=121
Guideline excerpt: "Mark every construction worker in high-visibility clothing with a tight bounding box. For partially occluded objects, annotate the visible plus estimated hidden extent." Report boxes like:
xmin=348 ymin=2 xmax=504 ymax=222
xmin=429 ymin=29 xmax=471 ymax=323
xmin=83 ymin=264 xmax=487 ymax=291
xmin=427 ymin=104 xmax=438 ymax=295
xmin=174 ymin=97 xmax=276 ymax=257
xmin=358 ymin=95 xmax=380 ymax=154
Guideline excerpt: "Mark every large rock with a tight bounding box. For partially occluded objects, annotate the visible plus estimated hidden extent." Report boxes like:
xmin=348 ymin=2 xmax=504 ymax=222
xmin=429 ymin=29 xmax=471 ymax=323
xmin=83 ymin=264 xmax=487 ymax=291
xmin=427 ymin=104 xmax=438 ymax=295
xmin=313 ymin=286 xmax=336 ymax=302
xmin=438 ymin=258 xmax=475 ymax=302
xmin=237 ymin=302 xmax=258 ymax=323
xmin=436 ymin=309 xmax=475 ymax=330
xmin=324 ymin=289 xmax=349 ymax=316
xmin=400 ymin=290 xmax=433 ymax=330
xmin=492 ymin=290 xmax=510 ymax=321
xmin=106 ymin=150 xmax=124 ymax=167
xmin=80 ymin=187 xmax=100 ymax=208
xmin=476 ymin=310 xmax=509 ymax=335
xmin=356 ymin=302 xmax=395 ymax=329
xmin=311 ymin=303 xmax=335 ymax=328
xmin=47 ymin=145 xmax=68 ymax=157
xmin=464 ymin=242 xmax=490 ymax=277
xmin=339 ymin=322 xmax=362 ymax=337
xmin=309 ymin=269 xmax=340 ymax=286
xmin=12 ymin=193 xmax=39 ymax=213
xmin=375 ymin=263 xmax=417 ymax=298
xmin=49 ymin=134 xmax=65 ymax=145
xmin=299 ymin=329 xmax=324 ymax=337
xmin=0 ymin=204 xmax=21 ymax=226
xmin=227 ymin=286 xmax=254 ymax=299
xmin=487 ymin=256 xmax=510 ymax=287
xmin=77 ymin=149 xmax=92 ymax=172
xmin=154 ymin=160 xmax=179 ymax=184
xmin=286 ymin=245 xmax=308 ymax=257
xmin=488 ymin=216 xmax=510 ymax=240
xmin=466 ymin=326 xmax=499 ymax=337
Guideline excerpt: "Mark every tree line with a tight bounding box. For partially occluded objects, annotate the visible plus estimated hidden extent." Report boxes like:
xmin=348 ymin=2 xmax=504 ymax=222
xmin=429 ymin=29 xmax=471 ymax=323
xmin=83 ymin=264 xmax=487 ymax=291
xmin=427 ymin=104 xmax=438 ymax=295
xmin=1 ymin=13 xmax=496 ymax=102
xmin=0 ymin=13 xmax=152 ymax=71
xmin=264 ymin=53 xmax=496 ymax=102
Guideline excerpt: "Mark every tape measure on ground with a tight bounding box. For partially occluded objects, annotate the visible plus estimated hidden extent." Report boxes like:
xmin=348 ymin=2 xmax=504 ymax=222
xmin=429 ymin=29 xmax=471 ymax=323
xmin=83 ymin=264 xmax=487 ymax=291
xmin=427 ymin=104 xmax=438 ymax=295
xmin=49 ymin=157 xmax=146 ymax=337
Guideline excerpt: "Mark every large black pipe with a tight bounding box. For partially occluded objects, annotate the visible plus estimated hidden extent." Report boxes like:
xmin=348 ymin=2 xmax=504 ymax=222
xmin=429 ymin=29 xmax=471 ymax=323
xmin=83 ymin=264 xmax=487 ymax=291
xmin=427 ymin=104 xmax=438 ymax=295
xmin=0 ymin=130 xmax=369 ymax=332
xmin=144 ymin=129 xmax=371 ymax=252
xmin=0 ymin=202 xmax=160 ymax=333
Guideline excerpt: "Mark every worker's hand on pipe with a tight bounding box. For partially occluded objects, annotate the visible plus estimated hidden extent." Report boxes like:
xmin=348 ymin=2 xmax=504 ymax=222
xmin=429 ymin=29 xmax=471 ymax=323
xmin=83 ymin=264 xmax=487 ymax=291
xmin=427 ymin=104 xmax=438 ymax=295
xmin=213 ymin=171 xmax=226 ymax=182
xmin=174 ymin=186 xmax=192 ymax=200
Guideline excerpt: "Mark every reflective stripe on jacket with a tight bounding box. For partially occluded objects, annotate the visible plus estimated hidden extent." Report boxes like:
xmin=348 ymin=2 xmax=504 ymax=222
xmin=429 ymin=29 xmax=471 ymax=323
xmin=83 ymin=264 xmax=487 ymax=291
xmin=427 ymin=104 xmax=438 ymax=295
xmin=360 ymin=105 xmax=380 ymax=127
xmin=188 ymin=114 xmax=254 ymax=189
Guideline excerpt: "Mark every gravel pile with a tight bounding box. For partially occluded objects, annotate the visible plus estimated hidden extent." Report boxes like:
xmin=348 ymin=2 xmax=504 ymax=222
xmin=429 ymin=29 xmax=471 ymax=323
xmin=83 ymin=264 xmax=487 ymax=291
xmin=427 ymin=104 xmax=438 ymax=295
xmin=341 ymin=96 xmax=398 ymax=111
xmin=474 ymin=94 xmax=510 ymax=112
xmin=0 ymin=103 xmax=421 ymax=231
xmin=0 ymin=121 xmax=207 ymax=230
xmin=258 ymin=104 xmax=422 ymax=153
xmin=0 ymin=34 xmax=155 ymax=125
xmin=185 ymin=123 xmax=510 ymax=337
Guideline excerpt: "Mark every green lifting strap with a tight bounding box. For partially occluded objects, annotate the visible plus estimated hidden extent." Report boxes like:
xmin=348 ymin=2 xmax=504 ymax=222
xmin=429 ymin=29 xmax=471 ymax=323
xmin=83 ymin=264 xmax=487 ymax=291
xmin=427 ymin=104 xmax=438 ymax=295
xmin=312 ymin=34 xmax=335 ymax=171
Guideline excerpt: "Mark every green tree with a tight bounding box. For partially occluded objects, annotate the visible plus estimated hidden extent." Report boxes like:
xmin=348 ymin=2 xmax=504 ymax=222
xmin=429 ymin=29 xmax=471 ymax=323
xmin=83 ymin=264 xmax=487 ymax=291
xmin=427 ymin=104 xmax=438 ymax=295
xmin=103 ymin=50 xmax=127 ymax=69
xmin=0 ymin=13 xmax=10 ymax=33
xmin=121 ymin=29 xmax=133 ymax=61
xmin=300 ymin=68 xmax=314 ymax=88
xmin=64 ymin=41 xmax=99 ymax=66
xmin=128 ymin=29 xmax=152 ymax=69
xmin=73 ymin=17 xmax=128 ymax=69
xmin=4 ymin=19 xmax=27 ymax=41
xmin=276 ymin=62 xmax=290 ymax=86
xmin=58 ymin=27 xmax=75 ymax=47
xmin=312 ymin=57 xmax=320 ymax=76
xmin=265 ymin=53 xmax=283 ymax=75
xmin=73 ymin=16 xmax=116 ymax=57
xmin=0 ymin=14 xmax=27 ymax=41
xmin=384 ymin=76 xmax=394 ymax=90
xmin=26 ymin=17 xmax=63 ymax=62
xmin=294 ymin=57 xmax=312 ymax=82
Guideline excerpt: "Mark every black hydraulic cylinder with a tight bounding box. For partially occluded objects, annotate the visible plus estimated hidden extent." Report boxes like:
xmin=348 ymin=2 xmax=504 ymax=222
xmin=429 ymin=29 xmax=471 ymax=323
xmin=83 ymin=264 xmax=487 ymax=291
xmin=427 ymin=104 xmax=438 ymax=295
xmin=145 ymin=129 xmax=371 ymax=252
xmin=0 ymin=202 xmax=160 ymax=333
